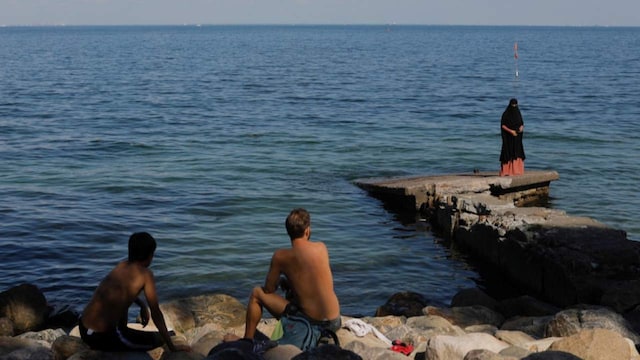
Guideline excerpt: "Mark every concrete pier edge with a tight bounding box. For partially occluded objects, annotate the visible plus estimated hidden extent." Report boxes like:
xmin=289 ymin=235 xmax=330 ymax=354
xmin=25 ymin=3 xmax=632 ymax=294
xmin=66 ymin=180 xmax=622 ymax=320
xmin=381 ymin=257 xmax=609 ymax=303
xmin=355 ymin=170 xmax=640 ymax=313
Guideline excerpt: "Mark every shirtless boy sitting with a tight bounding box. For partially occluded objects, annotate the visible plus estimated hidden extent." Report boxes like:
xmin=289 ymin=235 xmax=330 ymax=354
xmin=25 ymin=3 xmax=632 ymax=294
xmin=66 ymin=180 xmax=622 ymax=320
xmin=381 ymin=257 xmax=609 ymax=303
xmin=79 ymin=232 xmax=190 ymax=352
xmin=233 ymin=208 xmax=341 ymax=342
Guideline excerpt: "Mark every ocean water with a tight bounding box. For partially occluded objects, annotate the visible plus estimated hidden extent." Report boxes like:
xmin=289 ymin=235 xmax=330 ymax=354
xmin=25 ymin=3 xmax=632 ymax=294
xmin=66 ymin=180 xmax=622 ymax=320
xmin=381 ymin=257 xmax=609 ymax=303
xmin=1 ymin=25 xmax=639 ymax=316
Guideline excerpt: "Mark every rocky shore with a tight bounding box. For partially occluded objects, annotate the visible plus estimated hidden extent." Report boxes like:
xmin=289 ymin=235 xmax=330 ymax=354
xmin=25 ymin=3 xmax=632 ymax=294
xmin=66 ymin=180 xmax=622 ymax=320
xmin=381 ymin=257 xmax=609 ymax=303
xmin=3 ymin=283 xmax=640 ymax=359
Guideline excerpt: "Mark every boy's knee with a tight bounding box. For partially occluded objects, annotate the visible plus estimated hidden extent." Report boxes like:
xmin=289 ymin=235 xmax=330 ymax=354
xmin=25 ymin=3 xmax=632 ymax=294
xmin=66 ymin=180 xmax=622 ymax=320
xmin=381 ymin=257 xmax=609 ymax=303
xmin=249 ymin=286 xmax=264 ymax=300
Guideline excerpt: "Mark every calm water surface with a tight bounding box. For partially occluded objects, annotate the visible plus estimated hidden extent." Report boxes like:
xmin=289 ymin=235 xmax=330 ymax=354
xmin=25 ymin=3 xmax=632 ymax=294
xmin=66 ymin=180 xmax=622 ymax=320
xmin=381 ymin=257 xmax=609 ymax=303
xmin=1 ymin=25 xmax=639 ymax=315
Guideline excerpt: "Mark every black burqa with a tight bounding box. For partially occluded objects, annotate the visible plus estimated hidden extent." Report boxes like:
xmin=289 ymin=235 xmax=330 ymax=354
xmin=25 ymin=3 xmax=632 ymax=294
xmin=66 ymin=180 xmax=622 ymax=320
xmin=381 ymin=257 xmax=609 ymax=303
xmin=500 ymin=99 xmax=525 ymax=163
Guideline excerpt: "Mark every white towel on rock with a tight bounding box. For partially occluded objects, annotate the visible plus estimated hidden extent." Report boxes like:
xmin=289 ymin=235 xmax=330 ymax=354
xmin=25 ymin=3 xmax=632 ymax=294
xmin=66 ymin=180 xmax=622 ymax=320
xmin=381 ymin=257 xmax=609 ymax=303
xmin=343 ymin=318 xmax=393 ymax=347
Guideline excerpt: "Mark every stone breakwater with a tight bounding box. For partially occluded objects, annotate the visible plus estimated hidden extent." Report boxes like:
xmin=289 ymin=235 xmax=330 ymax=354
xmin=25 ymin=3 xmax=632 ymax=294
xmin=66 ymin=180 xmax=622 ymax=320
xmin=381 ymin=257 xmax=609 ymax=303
xmin=3 ymin=284 xmax=640 ymax=359
xmin=355 ymin=171 xmax=640 ymax=313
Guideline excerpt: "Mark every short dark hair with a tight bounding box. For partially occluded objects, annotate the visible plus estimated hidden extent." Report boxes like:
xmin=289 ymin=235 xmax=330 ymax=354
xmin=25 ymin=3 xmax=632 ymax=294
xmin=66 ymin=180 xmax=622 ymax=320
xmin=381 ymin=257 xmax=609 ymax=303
xmin=285 ymin=208 xmax=310 ymax=239
xmin=128 ymin=232 xmax=157 ymax=262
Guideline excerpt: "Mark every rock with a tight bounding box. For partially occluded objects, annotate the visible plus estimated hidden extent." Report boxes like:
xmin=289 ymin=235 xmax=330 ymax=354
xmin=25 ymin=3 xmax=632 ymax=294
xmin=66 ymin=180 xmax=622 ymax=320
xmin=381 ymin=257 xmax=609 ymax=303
xmin=406 ymin=315 xmax=455 ymax=331
xmin=497 ymin=296 xmax=561 ymax=318
xmin=0 ymin=336 xmax=54 ymax=359
xmin=0 ymin=316 xmax=14 ymax=336
xmin=423 ymin=305 xmax=505 ymax=328
xmin=451 ymin=288 xmax=499 ymax=311
xmin=385 ymin=324 xmax=432 ymax=347
xmin=360 ymin=316 xmax=405 ymax=332
xmin=521 ymin=351 xmax=582 ymax=360
xmin=189 ymin=329 xmax=225 ymax=357
xmin=292 ymin=344 xmax=362 ymax=360
xmin=623 ymin=304 xmax=640 ymax=335
xmin=264 ymin=344 xmax=302 ymax=360
xmin=425 ymin=332 xmax=510 ymax=360
xmin=339 ymin=324 xmax=393 ymax=350
xmin=341 ymin=341 xmax=400 ymax=360
xmin=545 ymin=307 xmax=640 ymax=343
xmin=401 ymin=315 xmax=465 ymax=343
xmin=0 ymin=283 xmax=49 ymax=334
xmin=183 ymin=324 xmax=225 ymax=356
xmin=67 ymin=349 xmax=156 ymax=359
xmin=522 ymin=337 xmax=562 ymax=352
xmin=464 ymin=349 xmax=517 ymax=360
xmin=493 ymin=330 xmax=536 ymax=348
xmin=2 ymin=346 xmax=55 ymax=360
xmin=375 ymin=292 xmax=429 ymax=317
xmin=549 ymin=328 xmax=636 ymax=360
xmin=500 ymin=316 xmax=552 ymax=339
xmin=162 ymin=351 xmax=204 ymax=360
xmin=499 ymin=345 xmax=532 ymax=358
xmin=46 ymin=305 xmax=80 ymax=331
xmin=52 ymin=335 xmax=89 ymax=360
xmin=464 ymin=324 xmax=498 ymax=335
xmin=161 ymin=294 xmax=245 ymax=333
xmin=17 ymin=328 xmax=67 ymax=345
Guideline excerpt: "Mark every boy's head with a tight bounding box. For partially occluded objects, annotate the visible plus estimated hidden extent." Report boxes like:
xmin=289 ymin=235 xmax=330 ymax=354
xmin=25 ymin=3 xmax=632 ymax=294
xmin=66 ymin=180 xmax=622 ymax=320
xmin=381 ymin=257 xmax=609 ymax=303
xmin=128 ymin=232 xmax=157 ymax=262
xmin=285 ymin=208 xmax=310 ymax=240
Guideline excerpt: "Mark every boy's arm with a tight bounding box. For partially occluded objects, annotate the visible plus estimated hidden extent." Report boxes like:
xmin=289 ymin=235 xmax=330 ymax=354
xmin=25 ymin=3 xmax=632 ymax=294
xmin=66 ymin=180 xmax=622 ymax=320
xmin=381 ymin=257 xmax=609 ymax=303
xmin=143 ymin=271 xmax=190 ymax=352
xmin=263 ymin=251 xmax=282 ymax=294
xmin=134 ymin=296 xmax=149 ymax=327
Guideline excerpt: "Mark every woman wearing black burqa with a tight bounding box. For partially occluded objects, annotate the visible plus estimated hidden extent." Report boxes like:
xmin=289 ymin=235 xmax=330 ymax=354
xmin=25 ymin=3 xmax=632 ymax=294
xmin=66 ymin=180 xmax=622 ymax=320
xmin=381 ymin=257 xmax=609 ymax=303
xmin=499 ymin=98 xmax=525 ymax=176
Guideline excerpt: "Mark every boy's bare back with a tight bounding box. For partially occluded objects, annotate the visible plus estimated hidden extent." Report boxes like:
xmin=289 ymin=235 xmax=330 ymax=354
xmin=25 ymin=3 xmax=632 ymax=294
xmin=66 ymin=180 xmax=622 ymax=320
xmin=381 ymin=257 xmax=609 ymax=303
xmin=273 ymin=238 xmax=340 ymax=321
xmin=81 ymin=260 xmax=152 ymax=332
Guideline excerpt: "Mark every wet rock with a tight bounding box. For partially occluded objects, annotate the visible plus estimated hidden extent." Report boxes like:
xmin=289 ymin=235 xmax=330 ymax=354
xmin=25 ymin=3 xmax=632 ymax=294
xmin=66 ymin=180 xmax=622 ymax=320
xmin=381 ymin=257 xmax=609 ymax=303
xmin=375 ymin=292 xmax=429 ymax=317
xmin=0 ymin=283 xmax=49 ymax=334
xmin=451 ymin=288 xmax=499 ymax=311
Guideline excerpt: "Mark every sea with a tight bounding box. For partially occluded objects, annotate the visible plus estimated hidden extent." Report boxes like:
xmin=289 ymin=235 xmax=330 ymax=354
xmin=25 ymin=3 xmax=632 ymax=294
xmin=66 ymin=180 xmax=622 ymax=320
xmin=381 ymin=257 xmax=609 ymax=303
xmin=1 ymin=25 xmax=639 ymax=317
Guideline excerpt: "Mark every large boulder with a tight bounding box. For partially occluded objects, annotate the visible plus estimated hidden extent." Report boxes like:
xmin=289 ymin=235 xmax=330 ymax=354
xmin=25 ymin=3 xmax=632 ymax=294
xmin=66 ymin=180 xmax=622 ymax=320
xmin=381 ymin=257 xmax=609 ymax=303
xmin=0 ymin=284 xmax=49 ymax=334
xmin=160 ymin=294 xmax=246 ymax=333
xmin=545 ymin=306 xmax=640 ymax=343
xmin=549 ymin=328 xmax=639 ymax=360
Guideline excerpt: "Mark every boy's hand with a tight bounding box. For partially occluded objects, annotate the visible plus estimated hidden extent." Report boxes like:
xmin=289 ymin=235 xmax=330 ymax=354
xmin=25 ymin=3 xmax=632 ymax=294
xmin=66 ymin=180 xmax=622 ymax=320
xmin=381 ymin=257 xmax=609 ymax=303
xmin=139 ymin=306 xmax=150 ymax=327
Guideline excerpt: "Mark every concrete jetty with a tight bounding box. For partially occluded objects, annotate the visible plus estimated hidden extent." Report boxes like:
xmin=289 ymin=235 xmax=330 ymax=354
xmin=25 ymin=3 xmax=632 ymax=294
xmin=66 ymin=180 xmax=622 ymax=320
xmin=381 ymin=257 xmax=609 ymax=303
xmin=355 ymin=171 xmax=640 ymax=313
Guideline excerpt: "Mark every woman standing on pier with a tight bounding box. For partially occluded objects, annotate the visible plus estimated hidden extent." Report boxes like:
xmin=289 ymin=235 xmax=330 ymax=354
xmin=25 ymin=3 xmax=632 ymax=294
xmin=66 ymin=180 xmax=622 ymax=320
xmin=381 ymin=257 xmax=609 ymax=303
xmin=499 ymin=98 xmax=526 ymax=176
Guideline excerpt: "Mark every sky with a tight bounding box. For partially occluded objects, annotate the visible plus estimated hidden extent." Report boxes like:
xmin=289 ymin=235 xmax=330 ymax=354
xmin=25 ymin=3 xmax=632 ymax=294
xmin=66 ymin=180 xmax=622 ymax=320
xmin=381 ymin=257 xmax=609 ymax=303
xmin=0 ymin=0 xmax=638 ymax=27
